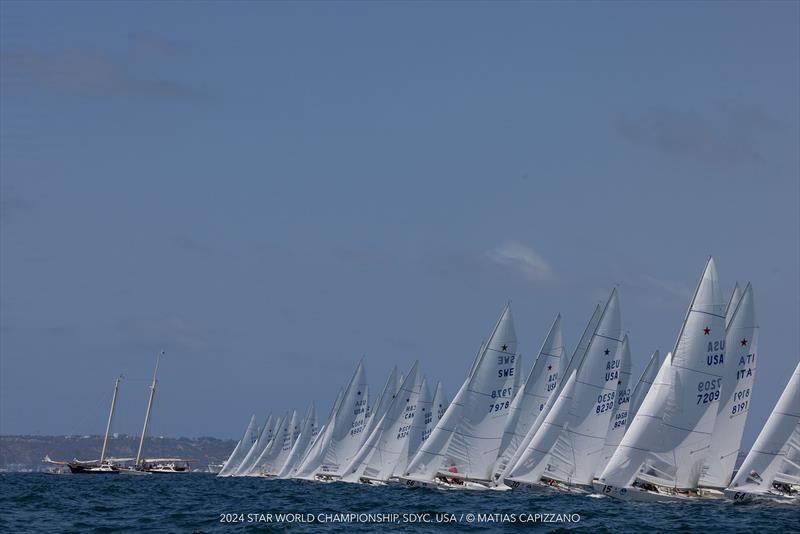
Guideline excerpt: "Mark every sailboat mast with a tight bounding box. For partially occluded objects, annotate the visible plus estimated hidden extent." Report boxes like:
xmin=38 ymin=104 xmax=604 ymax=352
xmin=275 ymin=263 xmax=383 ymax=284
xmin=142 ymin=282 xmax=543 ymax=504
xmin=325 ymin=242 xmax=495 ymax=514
xmin=99 ymin=375 xmax=122 ymax=465
xmin=135 ymin=351 xmax=163 ymax=467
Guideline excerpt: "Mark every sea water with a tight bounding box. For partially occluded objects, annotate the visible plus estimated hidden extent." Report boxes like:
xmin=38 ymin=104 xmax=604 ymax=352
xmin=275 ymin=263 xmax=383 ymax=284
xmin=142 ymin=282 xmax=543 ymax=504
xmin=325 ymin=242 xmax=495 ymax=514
xmin=1 ymin=473 xmax=798 ymax=533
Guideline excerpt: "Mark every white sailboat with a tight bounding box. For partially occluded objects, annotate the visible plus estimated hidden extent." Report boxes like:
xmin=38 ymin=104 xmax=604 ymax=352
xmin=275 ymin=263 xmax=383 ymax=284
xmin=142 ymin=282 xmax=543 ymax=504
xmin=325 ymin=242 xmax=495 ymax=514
xmin=500 ymin=305 xmax=603 ymax=487
xmin=252 ymin=411 xmax=299 ymax=476
xmin=218 ymin=415 xmax=259 ymax=477
xmin=506 ymin=289 xmax=624 ymax=491
xmin=246 ymin=414 xmax=285 ymax=476
xmin=291 ymin=389 xmax=344 ymax=479
xmin=395 ymin=375 xmax=433 ymax=477
xmin=342 ymin=362 xmax=422 ymax=484
xmin=492 ymin=314 xmax=564 ymax=482
xmin=234 ymin=414 xmax=275 ymax=476
xmin=596 ymin=335 xmax=633 ymax=475
xmin=277 ymin=404 xmax=319 ymax=478
xmin=402 ymin=304 xmax=519 ymax=488
xmin=725 ymin=361 xmax=800 ymax=502
xmin=293 ymin=360 xmax=370 ymax=480
xmin=595 ymin=257 xmax=726 ymax=501
xmin=700 ymin=282 xmax=758 ymax=489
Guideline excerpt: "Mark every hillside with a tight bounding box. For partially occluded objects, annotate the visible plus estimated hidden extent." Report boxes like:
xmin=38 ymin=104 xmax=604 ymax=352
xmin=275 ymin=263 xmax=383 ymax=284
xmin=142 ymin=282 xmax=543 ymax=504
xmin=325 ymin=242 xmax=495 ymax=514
xmin=0 ymin=435 xmax=237 ymax=472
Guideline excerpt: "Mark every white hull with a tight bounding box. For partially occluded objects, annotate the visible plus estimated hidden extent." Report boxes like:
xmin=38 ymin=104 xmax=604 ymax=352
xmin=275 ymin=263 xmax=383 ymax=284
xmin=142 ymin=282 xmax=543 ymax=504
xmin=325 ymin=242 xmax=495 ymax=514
xmin=592 ymin=482 xmax=724 ymax=502
xmin=724 ymin=488 xmax=800 ymax=503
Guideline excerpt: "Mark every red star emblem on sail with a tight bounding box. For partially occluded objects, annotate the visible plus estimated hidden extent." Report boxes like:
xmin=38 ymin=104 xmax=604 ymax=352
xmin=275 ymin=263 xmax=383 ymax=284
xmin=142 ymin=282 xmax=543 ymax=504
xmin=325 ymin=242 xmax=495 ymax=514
xmin=703 ymin=327 xmax=711 ymax=335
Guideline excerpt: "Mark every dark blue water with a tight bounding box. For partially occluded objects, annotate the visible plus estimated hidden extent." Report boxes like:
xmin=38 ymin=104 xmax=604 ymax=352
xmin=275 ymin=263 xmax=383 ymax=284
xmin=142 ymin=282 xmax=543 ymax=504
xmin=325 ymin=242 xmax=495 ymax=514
xmin=1 ymin=474 xmax=798 ymax=533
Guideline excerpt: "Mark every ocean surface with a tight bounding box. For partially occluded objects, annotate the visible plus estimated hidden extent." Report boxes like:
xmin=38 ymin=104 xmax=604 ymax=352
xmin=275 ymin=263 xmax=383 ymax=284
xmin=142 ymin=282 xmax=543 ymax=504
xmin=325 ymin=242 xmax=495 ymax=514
xmin=1 ymin=473 xmax=798 ymax=533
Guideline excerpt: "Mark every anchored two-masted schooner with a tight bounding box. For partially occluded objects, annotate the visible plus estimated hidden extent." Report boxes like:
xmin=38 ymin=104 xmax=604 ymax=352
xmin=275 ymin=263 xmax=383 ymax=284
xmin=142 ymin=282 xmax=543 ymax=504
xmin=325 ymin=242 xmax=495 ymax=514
xmin=45 ymin=351 xmax=191 ymax=474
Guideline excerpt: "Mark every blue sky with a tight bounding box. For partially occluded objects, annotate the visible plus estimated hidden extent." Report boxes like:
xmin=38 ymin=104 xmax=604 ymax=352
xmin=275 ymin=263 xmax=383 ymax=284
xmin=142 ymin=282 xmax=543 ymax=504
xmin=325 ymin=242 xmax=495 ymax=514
xmin=1 ymin=1 xmax=797 ymax=448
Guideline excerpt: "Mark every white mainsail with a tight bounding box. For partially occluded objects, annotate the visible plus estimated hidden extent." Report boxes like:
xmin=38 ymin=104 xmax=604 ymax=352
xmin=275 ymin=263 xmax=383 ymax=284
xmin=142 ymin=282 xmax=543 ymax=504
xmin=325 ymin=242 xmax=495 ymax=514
xmin=628 ymin=350 xmax=660 ymax=421
xmin=502 ymin=305 xmax=603 ymax=483
xmin=218 ymin=415 xmax=258 ymax=477
xmin=277 ymin=404 xmax=319 ymax=478
xmin=596 ymin=334 xmax=633 ymax=475
xmin=235 ymin=414 xmax=275 ymax=476
xmin=297 ymin=360 xmax=370 ymax=478
xmin=726 ymin=361 xmax=800 ymax=498
xmin=701 ymin=283 xmax=758 ymax=488
xmin=598 ymin=257 xmax=726 ymax=490
xmin=403 ymin=304 xmax=518 ymax=483
xmin=342 ymin=362 xmax=422 ymax=482
xmin=519 ymin=289 xmax=624 ymax=486
xmin=492 ymin=313 xmax=564 ymax=479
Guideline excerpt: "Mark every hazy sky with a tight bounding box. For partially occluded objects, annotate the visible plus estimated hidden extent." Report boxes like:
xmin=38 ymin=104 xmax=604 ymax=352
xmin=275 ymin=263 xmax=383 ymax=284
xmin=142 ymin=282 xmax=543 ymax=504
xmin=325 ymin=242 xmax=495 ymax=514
xmin=1 ymin=1 xmax=798 ymax=449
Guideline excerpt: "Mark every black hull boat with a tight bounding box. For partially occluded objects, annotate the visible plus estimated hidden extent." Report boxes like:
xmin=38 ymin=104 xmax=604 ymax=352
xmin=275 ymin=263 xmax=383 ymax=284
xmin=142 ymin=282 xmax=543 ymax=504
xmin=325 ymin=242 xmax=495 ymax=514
xmin=67 ymin=463 xmax=120 ymax=474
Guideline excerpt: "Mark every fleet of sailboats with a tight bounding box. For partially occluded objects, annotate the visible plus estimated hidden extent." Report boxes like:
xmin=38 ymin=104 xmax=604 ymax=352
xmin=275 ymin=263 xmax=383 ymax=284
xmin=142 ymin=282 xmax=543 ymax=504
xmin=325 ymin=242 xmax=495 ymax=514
xmin=213 ymin=256 xmax=796 ymax=503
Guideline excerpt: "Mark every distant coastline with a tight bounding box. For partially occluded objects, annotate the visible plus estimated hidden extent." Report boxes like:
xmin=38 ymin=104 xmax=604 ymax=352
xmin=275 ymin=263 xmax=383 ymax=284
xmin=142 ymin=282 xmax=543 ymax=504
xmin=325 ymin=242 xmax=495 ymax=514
xmin=0 ymin=435 xmax=236 ymax=472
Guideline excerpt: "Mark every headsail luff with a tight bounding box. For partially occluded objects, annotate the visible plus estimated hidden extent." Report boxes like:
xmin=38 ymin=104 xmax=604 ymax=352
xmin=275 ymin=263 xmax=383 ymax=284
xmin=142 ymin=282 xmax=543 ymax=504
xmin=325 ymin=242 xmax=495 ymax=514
xmin=628 ymin=350 xmax=660 ymax=421
xmin=235 ymin=414 xmax=275 ymax=476
xmin=598 ymin=257 xmax=726 ymax=490
xmin=505 ymin=370 xmax=579 ymax=484
xmin=248 ymin=413 xmax=289 ymax=476
xmin=725 ymin=282 xmax=742 ymax=329
xmin=364 ymin=366 xmax=400 ymax=440
xmin=404 ymin=304 xmax=518 ymax=483
xmin=492 ymin=313 xmax=564 ymax=479
xmin=218 ymin=414 xmax=259 ymax=477
xmin=726 ymin=361 xmax=800 ymax=497
xmin=277 ymin=404 xmax=319 ymax=478
xmin=701 ymin=283 xmax=758 ymax=488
